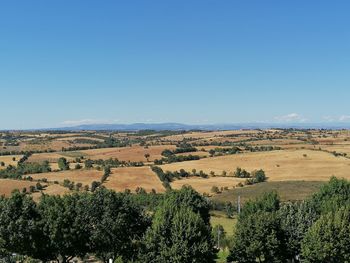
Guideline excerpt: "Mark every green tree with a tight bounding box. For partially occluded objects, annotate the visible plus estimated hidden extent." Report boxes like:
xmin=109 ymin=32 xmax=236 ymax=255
xmin=0 ymin=191 xmax=53 ymax=261
xmin=142 ymin=204 xmax=215 ymax=262
xmin=88 ymin=189 xmax=149 ymax=262
xmin=38 ymin=193 xmax=91 ymax=262
xmin=309 ymin=176 xmax=350 ymax=214
xmin=163 ymin=186 xmax=211 ymax=225
xmin=229 ymin=211 xmax=287 ymax=263
xmin=84 ymin=159 xmax=93 ymax=169
xmin=301 ymin=206 xmax=350 ymax=263
xmin=57 ymin=157 xmax=69 ymax=171
xmin=228 ymin=192 xmax=286 ymax=263
xmin=252 ymin=169 xmax=266 ymax=183
xmin=278 ymin=201 xmax=318 ymax=261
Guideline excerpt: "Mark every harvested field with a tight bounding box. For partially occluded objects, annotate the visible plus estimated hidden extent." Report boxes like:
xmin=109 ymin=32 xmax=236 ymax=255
xmin=30 ymin=169 xmax=103 ymax=185
xmin=56 ymin=136 xmax=104 ymax=142
xmin=163 ymin=130 xmax=260 ymax=141
xmin=79 ymin=145 xmax=176 ymax=162
xmin=171 ymin=177 xmax=244 ymax=194
xmin=161 ymin=149 xmax=350 ymax=182
xmin=175 ymin=151 xmax=208 ymax=157
xmin=0 ymin=179 xmax=37 ymax=197
xmin=32 ymin=184 xmax=70 ymax=201
xmin=103 ymin=166 xmax=165 ymax=193
xmin=28 ymin=152 xmax=70 ymax=163
xmin=49 ymin=162 xmax=83 ymax=171
xmin=0 ymin=155 xmax=23 ymax=169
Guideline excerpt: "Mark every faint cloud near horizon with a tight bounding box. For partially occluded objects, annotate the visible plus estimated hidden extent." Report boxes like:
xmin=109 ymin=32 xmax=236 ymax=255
xmin=274 ymin=113 xmax=307 ymax=123
xmin=322 ymin=115 xmax=350 ymax=122
xmin=339 ymin=115 xmax=350 ymax=122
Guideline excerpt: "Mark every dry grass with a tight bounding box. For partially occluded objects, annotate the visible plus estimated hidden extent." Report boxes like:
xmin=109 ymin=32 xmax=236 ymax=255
xmin=56 ymin=136 xmax=104 ymax=142
xmin=32 ymin=184 xmax=70 ymax=201
xmin=0 ymin=179 xmax=36 ymax=197
xmin=161 ymin=149 xmax=350 ymax=182
xmin=28 ymin=153 xmax=71 ymax=163
xmin=30 ymin=169 xmax=103 ymax=185
xmin=0 ymin=155 xmax=23 ymax=169
xmin=103 ymin=166 xmax=165 ymax=193
xmin=171 ymin=177 xmax=244 ymax=194
xmin=163 ymin=130 xmax=260 ymax=141
xmin=80 ymin=145 xmax=176 ymax=162
xmin=49 ymin=162 xmax=83 ymax=171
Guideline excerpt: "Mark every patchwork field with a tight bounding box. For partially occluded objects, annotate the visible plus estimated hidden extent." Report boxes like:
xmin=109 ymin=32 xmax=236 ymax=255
xmin=104 ymin=166 xmax=165 ymax=193
xmin=2 ymin=129 xmax=350 ymax=204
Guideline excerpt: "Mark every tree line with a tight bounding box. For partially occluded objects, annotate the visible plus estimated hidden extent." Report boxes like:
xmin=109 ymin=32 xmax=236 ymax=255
xmin=0 ymin=186 xmax=216 ymax=263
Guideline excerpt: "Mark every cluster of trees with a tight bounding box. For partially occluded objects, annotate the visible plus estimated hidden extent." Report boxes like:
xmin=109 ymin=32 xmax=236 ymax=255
xmin=243 ymin=145 xmax=282 ymax=152
xmin=18 ymin=152 xmax=32 ymax=164
xmin=233 ymin=168 xmax=267 ymax=184
xmin=161 ymin=145 xmax=197 ymax=157
xmin=58 ymin=157 xmax=70 ymax=171
xmin=86 ymin=158 xmax=144 ymax=168
xmin=0 ymin=149 xmax=56 ymax=157
xmin=208 ymin=147 xmax=241 ymax=157
xmin=0 ymin=186 xmax=216 ymax=263
xmin=61 ymin=136 xmax=131 ymax=152
xmin=151 ymin=167 xmax=209 ymax=189
xmin=0 ymin=161 xmax=51 ymax=179
xmin=154 ymin=154 xmax=201 ymax=165
xmin=228 ymin=177 xmax=350 ymax=262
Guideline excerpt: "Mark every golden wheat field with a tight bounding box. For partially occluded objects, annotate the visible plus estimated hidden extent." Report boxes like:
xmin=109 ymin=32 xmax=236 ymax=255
xmin=0 ymin=179 xmax=37 ymax=197
xmin=103 ymin=166 xmax=165 ymax=193
xmin=171 ymin=177 xmax=244 ymax=194
xmin=32 ymin=184 xmax=70 ymax=201
xmin=160 ymin=149 xmax=350 ymax=181
xmin=30 ymin=169 xmax=103 ymax=185
xmin=79 ymin=145 xmax=176 ymax=162
xmin=0 ymin=155 xmax=23 ymax=169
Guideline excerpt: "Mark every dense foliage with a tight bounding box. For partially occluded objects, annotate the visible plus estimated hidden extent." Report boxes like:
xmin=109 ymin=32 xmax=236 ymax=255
xmin=228 ymin=177 xmax=350 ymax=262
xmin=0 ymin=186 xmax=215 ymax=263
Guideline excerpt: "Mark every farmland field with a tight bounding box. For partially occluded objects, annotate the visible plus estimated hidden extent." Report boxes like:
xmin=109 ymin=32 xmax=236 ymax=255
xmin=0 ymin=179 xmax=37 ymax=197
xmin=79 ymin=145 xmax=176 ymax=162
xmin=171 ymin=177 xmax=244 ymax=194
xmin=0 ymin=155 xmax=23 ymax=169
xmin=30 ymin=169 xmax=103 ymax=186
xmin=104 ymin=166 xmax=165 ymax=193
xmin=161 ymin=149 xmax=350 ymax=181
xmin=211 ymin=181 xmax=325 ymax=204
xmin=1 ymin=129 xmax=350 ymax=203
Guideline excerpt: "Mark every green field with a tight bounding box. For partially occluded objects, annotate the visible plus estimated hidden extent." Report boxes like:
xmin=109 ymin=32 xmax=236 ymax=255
xmin=210 ymin=211 xmax=236 ymax=236
xmin=211 ymin=180 xmax=324 ymax=204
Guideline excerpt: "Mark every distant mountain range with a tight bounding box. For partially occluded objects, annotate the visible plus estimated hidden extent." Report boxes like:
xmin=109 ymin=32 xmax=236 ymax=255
xmin=43 ymin=122 xmax=350 ymax=131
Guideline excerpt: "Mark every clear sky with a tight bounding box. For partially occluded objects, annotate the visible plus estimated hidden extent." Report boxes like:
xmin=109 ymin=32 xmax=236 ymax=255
xmin=1 ymin=0 xmax=350 ymax=129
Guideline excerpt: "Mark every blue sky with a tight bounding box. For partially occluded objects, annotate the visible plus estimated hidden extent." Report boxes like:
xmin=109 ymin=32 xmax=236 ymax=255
xmin=1 ymin=1 xmax=350 ymax=129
